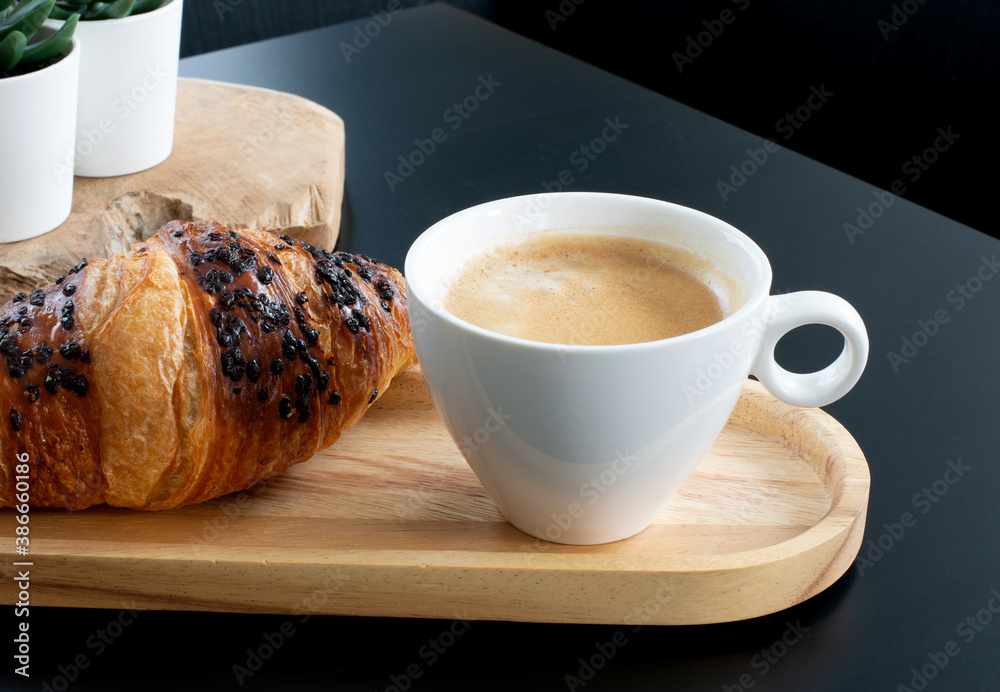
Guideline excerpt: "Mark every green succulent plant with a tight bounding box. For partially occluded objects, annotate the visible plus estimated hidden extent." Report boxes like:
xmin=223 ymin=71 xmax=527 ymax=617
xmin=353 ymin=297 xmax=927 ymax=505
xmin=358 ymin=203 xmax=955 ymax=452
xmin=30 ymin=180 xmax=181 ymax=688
xmin=50 ymin=0 xmax=168 ymax=21
xmin=0 ymin=0 xmax=79 ymax=73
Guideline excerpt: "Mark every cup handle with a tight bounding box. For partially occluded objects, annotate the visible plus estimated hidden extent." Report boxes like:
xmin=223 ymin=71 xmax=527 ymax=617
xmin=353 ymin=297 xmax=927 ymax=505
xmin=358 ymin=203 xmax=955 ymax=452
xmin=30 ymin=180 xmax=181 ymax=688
xmin=751 ymin=291 xmax=869 ymax=408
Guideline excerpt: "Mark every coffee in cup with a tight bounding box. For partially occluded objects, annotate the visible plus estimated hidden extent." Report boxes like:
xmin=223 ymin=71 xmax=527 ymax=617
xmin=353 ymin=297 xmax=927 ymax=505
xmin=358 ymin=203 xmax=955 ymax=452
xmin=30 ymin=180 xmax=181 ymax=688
xmin=442 ymin=232 xmax=740 ymax=346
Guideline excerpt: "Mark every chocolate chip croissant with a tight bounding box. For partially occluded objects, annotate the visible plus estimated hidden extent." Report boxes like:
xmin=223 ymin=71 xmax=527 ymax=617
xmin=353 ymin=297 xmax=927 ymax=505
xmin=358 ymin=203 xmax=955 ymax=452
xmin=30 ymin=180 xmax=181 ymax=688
xmin=0 ymin=221 xmax=416 ymax=510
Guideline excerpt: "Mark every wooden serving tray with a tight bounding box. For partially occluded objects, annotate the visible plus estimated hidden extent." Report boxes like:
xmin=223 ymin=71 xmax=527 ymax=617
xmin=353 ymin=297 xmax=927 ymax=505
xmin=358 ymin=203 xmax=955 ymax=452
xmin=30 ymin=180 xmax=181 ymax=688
xmin=0 ymin=369 xmax=869 ymax=625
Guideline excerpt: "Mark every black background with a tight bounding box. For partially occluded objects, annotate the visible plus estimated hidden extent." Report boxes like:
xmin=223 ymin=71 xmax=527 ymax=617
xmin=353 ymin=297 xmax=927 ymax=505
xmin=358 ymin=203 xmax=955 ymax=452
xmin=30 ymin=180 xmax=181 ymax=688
xmin=179 ymin=0 xmax=999 ymax=238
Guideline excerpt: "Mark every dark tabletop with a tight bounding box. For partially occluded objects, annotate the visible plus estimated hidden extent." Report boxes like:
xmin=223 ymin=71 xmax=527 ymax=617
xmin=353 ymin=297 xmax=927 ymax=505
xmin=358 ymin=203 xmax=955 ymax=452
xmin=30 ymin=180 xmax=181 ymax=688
xmin=9 ymin=4 xmax=999 ymax=691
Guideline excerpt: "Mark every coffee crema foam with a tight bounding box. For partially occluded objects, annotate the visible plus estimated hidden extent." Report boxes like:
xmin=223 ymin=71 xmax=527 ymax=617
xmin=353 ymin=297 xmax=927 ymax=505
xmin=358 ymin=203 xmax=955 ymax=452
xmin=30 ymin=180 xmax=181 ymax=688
xmin=442 ymin=232 xmax=737 ymax=346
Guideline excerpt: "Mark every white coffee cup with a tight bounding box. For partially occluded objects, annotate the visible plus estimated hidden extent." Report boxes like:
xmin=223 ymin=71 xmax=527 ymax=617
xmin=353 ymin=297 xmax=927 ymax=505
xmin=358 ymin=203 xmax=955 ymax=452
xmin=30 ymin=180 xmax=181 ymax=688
xmin=405 ymin=192 xmax=868 ymax=544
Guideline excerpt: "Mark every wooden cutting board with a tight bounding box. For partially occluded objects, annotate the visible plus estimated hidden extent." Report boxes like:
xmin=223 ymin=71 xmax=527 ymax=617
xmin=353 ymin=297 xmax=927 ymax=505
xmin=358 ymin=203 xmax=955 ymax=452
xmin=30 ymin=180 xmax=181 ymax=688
xmin=0 ymin=370 xmax=869 ymax=625
xmin=0 ymin=77 xmax=345 ymax=301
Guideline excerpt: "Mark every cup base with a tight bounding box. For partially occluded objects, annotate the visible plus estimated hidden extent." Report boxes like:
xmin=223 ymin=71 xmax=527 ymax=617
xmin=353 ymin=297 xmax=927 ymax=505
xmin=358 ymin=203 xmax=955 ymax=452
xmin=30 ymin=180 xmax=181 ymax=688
xmin=503 ymin=512 xmax=653 ymax=546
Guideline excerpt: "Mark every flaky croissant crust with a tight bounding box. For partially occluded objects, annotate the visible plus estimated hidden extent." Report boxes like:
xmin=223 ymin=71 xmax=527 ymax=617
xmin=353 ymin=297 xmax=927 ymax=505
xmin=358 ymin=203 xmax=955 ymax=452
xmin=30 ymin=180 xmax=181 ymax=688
xmin=0 ymin=221 xmax=416 ymax=510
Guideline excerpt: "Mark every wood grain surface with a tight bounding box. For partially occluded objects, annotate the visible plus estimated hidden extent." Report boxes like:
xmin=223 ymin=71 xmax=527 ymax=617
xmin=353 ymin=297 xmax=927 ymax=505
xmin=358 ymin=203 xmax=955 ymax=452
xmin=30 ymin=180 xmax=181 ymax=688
xmin=0 ymin=369 xmax=869 ymax=625
xmin=0 ymin=77 xmax=345 ymax=301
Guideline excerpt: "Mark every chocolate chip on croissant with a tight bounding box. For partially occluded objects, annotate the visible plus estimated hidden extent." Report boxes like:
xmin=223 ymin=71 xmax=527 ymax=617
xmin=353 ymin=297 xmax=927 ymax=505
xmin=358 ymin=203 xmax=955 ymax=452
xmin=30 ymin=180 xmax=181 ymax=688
xmin=0 ymin=221 xmax=416 ymax=510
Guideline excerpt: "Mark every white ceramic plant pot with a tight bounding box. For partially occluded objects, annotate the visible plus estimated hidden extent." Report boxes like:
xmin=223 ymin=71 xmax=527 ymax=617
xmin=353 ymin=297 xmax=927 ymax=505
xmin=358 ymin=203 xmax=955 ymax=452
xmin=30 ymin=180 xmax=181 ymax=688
xmin=71 ymin=0 xmax=183 ymax=177
xmin=0 ymin=32 xmax=80 ymax=243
